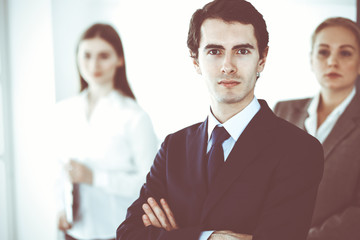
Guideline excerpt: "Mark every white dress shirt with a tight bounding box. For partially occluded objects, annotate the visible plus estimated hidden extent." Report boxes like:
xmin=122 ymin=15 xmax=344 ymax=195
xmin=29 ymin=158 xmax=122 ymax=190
xmin=54 ymin=90 xmax=159 ymax=239
xmin=200 ymin=97 xmax=261 ymax=240
xmin=305 ymin=87 xmax=356 ymax=143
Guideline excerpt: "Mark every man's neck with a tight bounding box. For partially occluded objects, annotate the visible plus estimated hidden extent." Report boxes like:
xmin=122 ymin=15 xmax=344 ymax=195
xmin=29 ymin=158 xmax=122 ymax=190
xmin=211 ymin=97 xmax=254 ymax=123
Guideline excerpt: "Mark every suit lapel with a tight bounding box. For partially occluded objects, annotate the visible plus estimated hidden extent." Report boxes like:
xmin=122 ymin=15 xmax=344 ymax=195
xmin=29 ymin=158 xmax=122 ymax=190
xmin=186 ymin=119 xmax=209 ymax=211
xmin=322 ymin=95 xmax=360 ymax=159
xmin=200 ymin=100 xmax=277 ymax=222
xmin=291 ymin=100 xmax=311 ymax=130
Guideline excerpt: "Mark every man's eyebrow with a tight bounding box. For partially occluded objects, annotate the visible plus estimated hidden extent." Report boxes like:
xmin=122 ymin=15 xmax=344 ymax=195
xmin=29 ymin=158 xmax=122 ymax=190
xmin=204 ymin=44 xmax=225 ymax=50
xmin=232 ymin=44 xmax=255 ymax=50
xmin=203 ymin=44 xmax=255 ymax=50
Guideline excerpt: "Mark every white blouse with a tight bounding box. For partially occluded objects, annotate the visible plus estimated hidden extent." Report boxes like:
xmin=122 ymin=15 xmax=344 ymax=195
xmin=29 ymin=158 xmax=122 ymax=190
xmin=305 ymin=87 xmax=356 ymax=143
xmin=54 ymin=90 xmax=159 ymax=239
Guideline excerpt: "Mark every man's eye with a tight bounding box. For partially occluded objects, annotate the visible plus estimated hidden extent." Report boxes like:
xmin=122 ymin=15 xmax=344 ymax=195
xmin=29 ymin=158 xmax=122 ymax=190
xmin=237 ymin=49 xmax=249 ymax=55
xmin=209 ymin=49 xmax=220 ymax=55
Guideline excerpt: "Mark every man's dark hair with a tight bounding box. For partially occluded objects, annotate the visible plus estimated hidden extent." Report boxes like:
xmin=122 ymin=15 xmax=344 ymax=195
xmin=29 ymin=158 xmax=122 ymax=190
xmin=187 ymin=0 xmax=269 ymax=59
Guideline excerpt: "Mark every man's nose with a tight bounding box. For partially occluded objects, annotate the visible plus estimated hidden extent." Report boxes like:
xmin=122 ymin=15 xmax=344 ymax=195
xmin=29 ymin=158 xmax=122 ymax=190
xmin=221 ymin=54 xmax=237 ymax=74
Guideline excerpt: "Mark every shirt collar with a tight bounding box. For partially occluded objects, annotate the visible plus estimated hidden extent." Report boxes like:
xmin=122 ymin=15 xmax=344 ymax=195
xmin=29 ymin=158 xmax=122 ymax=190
xmin=307 ymin=87 xmax=356 ymax=118
xmin=80 ymin=89 xmax=122 ymax=102
xmin=207 ymin=97 xmax=261 ymax=142
xmin=307 ymin=92 xmax=320 ymax=118
xmin=331 ymin=87 xmax=356 ymax=116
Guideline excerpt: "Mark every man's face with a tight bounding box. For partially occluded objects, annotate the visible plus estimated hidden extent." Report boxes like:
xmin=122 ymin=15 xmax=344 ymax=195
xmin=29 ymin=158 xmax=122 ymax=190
xmin=194 ymin=18 xmax=267 ymax=109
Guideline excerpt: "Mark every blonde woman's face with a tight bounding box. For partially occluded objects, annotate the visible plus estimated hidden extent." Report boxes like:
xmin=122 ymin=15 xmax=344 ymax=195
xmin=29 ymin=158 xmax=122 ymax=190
xmin=311 ymin=26 xmax=360 ymax=93
xmin=77 ymin=37 xmax=123 ymax=88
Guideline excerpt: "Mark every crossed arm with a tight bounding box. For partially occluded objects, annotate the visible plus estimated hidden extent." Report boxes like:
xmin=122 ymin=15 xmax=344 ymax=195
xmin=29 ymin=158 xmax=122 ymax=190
xmin=117 ymin=128 xmax=324 ymax=240
xmin=141 ymin=197 xmax=253 ymax=240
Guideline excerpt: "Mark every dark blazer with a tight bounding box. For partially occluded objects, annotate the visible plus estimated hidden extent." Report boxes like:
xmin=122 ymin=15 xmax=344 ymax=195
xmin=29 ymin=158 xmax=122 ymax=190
xmin=117 ymin=100 xmax=324 ymax=240
xmin=274 ymin=92 xmax=360 ymax=240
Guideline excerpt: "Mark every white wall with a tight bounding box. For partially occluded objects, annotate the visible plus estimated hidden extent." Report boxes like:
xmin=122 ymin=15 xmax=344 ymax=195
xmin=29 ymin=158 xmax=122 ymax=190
xmin=0 ymin=1 xmax=13 ymax=239
xmin=7 ymin=0 xmax=57 ymax=239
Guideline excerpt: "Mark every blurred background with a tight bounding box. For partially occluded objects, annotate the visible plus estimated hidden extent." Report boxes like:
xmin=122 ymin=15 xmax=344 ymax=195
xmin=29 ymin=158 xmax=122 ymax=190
xmin=0 ymin=0 xmax=356 ymax=239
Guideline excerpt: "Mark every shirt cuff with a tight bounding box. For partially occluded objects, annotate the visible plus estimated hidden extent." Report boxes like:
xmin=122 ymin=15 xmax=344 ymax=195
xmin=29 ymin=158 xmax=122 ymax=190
xmin=199 ymin=230 xmax=214 ymax=240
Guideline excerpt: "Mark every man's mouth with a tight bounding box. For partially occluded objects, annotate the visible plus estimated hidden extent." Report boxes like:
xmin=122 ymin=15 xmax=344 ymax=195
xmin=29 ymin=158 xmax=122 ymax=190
xmin=219 ymin=79 xmax=240 ymax=88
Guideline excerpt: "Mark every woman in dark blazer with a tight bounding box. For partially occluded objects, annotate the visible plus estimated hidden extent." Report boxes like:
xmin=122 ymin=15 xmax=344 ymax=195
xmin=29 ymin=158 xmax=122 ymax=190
xmin=274 ymin=17 xmax=360 ymax=240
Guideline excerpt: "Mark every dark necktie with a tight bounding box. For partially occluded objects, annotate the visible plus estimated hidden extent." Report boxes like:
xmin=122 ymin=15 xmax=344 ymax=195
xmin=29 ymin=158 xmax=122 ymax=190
xmin=207 ymin=126 xmax=230 ymax=186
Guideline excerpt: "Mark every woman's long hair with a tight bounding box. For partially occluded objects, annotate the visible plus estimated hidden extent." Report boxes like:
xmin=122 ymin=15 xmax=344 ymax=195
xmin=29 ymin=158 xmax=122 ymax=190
xmin=77 ymin=23 xmax=136 ymax=99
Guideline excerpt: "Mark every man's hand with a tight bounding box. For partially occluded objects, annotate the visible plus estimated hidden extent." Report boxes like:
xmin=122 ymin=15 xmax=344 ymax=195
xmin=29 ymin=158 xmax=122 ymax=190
xmin=142 ymin=197 xmax=179 ymax=231
xmin=209 ymin=231 xmax=253 ymax=240
xmin=141 ymin=198 xmax=253 ymax=239
xmin=66 ymin=159 xmax=93 ymax=185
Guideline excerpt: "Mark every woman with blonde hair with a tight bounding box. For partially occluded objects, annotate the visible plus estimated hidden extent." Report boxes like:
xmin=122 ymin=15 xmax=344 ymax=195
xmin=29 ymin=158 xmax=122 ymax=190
xmin=275 ymin=17 xmax=360 ymax=239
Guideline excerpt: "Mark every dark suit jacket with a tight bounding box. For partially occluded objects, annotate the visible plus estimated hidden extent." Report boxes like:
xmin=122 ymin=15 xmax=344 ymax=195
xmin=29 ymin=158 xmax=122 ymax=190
xmin=274 ymin=92 xmax=360 ymax=240
xmin=117 ymin=100 xmax=324 ymax=240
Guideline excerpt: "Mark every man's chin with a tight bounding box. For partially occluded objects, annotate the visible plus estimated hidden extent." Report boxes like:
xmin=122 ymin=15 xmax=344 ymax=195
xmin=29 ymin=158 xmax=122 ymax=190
xmin=218 ymin=96 xmax=245 ymax=105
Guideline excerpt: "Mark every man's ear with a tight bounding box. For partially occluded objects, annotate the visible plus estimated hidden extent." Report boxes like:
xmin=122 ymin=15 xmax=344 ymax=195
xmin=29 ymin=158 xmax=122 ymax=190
xmin=190 ymin=51 xmax=201 ymax=75
xmin=193 ymin=58 xmax=202 ymax=75
xmin=257 ymin=46 xmax=269 ymax=73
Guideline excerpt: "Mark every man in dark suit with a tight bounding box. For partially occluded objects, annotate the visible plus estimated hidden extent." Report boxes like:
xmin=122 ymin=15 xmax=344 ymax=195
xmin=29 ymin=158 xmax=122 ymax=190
xmin=116 ymin=0 xmax=324 ymax=239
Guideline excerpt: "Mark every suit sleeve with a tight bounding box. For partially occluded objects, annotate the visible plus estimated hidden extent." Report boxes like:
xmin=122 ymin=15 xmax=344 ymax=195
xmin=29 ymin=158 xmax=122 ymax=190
xmin=116 ymin=135 xmax=202 ymax=240
xmin=307 ymin=184 xmax=360 ymax=240
xmin=253 ymin=136 xmax=324 ymax=240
